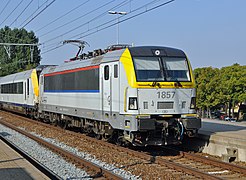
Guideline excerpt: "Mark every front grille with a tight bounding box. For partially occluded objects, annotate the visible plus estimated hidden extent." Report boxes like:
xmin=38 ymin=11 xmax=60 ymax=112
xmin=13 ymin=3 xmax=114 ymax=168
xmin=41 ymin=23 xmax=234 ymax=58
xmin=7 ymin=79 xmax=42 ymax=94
xmin=157 ymin=102 xmax=173 ymax=109
xmin=143 ymin=102 xmax=148 ymax=109
xmin=182 ymin=101 xmax=186 ymax=109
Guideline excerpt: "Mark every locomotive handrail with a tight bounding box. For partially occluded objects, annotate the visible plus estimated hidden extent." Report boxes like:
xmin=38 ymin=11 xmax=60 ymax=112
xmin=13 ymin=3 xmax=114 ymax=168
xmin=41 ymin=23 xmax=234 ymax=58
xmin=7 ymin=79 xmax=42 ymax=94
xmin=124 ymin=87 xmax=128 ymax=112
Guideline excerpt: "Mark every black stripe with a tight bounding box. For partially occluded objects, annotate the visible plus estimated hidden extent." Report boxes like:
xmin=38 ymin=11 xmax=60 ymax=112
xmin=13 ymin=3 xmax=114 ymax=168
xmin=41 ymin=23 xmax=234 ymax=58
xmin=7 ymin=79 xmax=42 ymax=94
xmin=44 ymin=68 xmax=99 ymax=92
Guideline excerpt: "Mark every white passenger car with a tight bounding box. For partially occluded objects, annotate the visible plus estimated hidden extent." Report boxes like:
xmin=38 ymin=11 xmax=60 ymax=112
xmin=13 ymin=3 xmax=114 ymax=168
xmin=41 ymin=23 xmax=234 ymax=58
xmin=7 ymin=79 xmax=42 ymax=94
xmin=0 ymin=69 xmax=40 ymax=115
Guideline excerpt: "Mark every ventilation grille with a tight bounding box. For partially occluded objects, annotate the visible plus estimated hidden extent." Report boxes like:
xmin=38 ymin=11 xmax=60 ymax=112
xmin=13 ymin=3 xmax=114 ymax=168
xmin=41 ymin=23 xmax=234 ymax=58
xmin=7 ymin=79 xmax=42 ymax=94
xmin=157 ymin=102 xmax=173 ymax=109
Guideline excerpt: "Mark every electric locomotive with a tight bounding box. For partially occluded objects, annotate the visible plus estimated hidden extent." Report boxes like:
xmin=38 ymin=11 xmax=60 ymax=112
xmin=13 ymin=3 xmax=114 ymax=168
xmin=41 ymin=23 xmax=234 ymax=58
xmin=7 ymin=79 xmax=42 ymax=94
xmin=38 ymin=45 xmax=201 ymax=146
xmin=0 ymin=45 xmax=201 ymax=146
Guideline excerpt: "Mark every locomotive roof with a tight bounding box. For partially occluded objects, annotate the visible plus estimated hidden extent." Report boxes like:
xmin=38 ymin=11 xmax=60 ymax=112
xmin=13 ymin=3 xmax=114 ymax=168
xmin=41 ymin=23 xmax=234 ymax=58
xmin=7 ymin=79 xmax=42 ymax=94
xmin=41 ymin=46 xmax=186 ymax=75
xmin=41 ymin=49 xmax=125 ymax=75
xmin=128 ymin=46 xmax=186 ymax=57
xmin=0 ymin=46 xmax=186 ymax=82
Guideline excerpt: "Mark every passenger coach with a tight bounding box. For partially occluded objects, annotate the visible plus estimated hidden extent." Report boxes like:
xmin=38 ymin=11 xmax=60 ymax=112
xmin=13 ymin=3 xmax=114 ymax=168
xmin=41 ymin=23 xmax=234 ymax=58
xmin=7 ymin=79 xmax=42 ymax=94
xmin=0 ymin=68 xmax=40 ymax=116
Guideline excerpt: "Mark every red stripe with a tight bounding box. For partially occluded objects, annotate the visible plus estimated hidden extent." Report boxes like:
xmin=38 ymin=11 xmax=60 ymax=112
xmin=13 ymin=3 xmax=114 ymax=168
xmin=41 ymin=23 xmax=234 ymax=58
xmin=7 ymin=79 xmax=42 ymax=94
xmin=44 ymin=65 xmax=99 ymax=77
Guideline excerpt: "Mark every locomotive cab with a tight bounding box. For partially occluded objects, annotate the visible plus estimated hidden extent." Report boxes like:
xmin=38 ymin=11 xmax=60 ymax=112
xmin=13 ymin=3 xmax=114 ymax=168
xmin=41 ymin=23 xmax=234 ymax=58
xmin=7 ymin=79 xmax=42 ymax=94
xmin=118 ymin=46 xmax=201 ymax=146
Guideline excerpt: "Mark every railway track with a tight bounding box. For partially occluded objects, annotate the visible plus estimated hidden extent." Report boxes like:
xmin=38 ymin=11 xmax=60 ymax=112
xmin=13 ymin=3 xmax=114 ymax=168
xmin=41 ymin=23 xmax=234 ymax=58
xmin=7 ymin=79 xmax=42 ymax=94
xmin=1 ymin=110 xmax=246 ymax=179
xmin=0 ymin=117 xmax=121 ymax=179
xmin=0 ymin=134 xmax=61 ymax=180
xmin=150 ymin=147 xmax=246 ymax=179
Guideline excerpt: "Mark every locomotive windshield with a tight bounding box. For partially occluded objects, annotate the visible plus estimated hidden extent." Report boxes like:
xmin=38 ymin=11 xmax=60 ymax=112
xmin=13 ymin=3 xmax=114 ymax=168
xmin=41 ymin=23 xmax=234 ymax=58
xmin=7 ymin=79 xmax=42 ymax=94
xmin=133 ymin=56 xmax=191 ymax=82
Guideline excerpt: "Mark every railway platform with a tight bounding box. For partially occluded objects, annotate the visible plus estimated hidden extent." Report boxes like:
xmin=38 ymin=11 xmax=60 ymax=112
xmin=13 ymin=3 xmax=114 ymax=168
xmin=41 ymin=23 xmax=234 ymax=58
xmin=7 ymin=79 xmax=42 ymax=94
xmin=189 ymin=118 xmax=246 ymax=162
xmin=0 ymin=138 xmax=49 ymax=180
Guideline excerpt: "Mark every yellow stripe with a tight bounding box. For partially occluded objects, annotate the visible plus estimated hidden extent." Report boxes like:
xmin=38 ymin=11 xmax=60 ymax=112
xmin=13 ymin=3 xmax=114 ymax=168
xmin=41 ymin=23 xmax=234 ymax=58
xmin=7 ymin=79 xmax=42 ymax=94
xmin=120 ymin=48 xmax=195 ymax=88
xmin=31 ymin=69 xmax=39 ymax=97
xmin=186 ymin=57 xmax=196 ymax=87
xmin=119 ymin=48 xmax=137 ymax=88
xmin=182 ymin=114 xmax=198 ymax=117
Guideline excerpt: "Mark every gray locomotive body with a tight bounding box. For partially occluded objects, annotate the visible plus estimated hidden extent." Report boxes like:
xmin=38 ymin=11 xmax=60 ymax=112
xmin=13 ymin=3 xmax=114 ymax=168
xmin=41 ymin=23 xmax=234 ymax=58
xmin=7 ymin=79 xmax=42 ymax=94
xmin=0 ymin=46 xmax=201 ymax=146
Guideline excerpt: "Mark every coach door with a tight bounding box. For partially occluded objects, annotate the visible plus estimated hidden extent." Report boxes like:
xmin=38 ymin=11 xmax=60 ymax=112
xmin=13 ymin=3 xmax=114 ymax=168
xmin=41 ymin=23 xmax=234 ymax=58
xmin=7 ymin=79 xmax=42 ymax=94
xmin=102 ymin=64 xmax=112 ymax=116
xmin=26 ymin=78 xmax=30 ymax=104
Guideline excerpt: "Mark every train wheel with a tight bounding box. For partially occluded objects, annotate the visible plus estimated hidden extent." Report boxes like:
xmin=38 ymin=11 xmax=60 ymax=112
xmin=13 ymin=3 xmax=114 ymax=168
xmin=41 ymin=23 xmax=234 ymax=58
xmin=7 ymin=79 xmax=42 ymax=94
xmin=34 ymin=112 xmax=38 ymax=120
xmin=58 ymin=120 xmax=67 ymax=129
xmin=50 ymin=114 xmax=58 ymax=126
xmin=95 ymin=134 xmax=102 ymax=140
xmin=102 ymin=134 xmax=111 ymax=141
xmin=51 ymin=120 xmax=58 ymax=126
xmin=116 ymin=136 xmax=124 ymax=146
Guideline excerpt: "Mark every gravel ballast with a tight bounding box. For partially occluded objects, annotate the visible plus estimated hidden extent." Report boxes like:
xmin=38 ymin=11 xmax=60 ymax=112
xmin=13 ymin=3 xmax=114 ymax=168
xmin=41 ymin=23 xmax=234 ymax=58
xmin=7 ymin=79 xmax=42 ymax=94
xmin=0 ymin=123 xmax=139 ymax=179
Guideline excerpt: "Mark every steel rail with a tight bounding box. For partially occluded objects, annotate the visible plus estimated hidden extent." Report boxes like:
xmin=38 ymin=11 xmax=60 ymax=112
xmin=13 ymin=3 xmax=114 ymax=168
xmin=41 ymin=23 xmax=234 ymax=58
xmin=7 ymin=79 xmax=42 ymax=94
xmin=68 ymin=131 xmax=221 ymax=179
xmin=2 ymin=110 xmax=246 ymax=178
xmin=0 ymin=119 xmax=122 ymax=180
xmin=0 ymin=111 xmax=221 ymax=179
xmin=161 ymin=146 xmax=246 ymax=176
xmin=182 ymin=152 xmax=246 ymax=175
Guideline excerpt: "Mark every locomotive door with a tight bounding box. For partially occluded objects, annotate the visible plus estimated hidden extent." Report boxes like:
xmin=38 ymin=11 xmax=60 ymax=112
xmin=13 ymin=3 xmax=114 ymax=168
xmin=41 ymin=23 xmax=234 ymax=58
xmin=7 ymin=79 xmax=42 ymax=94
xmin=26 ymin=78 xmax=30 ymax=105
xmin=102 ymin=64 xmax=112 ymax=116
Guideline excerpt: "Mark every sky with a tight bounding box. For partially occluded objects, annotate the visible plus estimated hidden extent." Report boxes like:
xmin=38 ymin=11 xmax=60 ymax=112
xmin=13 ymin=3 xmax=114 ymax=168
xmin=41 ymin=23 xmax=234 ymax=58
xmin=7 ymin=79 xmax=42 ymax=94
xmin=0 ymin=0 xmax=245 ymax=69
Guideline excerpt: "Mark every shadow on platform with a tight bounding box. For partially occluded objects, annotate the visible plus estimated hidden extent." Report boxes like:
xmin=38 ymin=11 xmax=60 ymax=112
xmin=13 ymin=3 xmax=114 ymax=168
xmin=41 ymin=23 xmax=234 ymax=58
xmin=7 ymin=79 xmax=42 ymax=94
xmin=200 ymin=121 xmax=246 ymax=133
xmin=182 ymin=120 xmax=246 ymax=153
xmin=0 ymin=157 xmax=23 ymax=164
xmin=0 ymin=168 xmax=34 ymax=180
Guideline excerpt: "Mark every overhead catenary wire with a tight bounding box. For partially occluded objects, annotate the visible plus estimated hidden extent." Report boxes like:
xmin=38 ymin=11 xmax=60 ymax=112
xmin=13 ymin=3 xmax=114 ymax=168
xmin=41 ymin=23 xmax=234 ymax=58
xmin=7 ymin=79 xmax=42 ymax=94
xmin=40 ymin=41 xmax=62 ymax=50
xmin=36 ymin=0 xmax=91 ymax=32
xmin=22 ymin=0 xmax=57 ymax=28
xmin=41 ymin=0 xmax=159 ymax=53
xmin=0 ymin=0 xmax=12 ymax=17
xmin=41 ymin=0 xmax=175 ymax=55
xmin=39 ymin=0 xmax=117 ymax=38
xmin=41 ymin=43 xmax=64 ymax=55
xmin=0 ymin=0 xmax=24 ymax=26
xmin=78 ymin=0 xmax=175 ymax=39
xmin=71 ymin=0 xmax=164 ymax=39
xmin=19 ymin=0 xmax=50 ymax=27
xmin=41 ymin=0 xmax=132 ymax=46
xmin=9 ymin=0 xmax=34 ymax=27
xmin=0 ymin=1 xmax=53 ymax=45
xmin=0 ymin=42 xmax=39 ymax=46
xmin=43 ymin=0 xmax=164 ymax=45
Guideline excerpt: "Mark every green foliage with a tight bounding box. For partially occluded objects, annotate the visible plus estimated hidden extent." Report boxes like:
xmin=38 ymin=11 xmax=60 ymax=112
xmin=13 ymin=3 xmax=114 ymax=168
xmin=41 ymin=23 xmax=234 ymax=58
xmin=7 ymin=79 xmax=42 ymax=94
xmin=220 ymin=64 xmax=246 ymax=104
xmin=0 ymin=26 xmax=40 ymax=76
xmin=194 ymin=64 xmax=246 ymax=117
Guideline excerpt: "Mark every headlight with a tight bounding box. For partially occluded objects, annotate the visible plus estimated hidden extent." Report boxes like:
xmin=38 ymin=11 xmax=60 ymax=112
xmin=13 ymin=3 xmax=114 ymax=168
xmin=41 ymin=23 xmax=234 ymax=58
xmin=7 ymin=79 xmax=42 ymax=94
xmin=129 ymin=97 xmax=138 ymax=110
xmin=190 ymin=97 xmax=196 ymax=109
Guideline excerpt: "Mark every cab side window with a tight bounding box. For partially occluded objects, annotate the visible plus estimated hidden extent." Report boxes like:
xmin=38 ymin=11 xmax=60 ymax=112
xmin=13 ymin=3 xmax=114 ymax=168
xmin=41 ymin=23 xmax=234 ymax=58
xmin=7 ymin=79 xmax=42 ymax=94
xmin=104 ymin=65 xmax=109 ymax=80
xmin=114 ymin=64 xmax=118 ymax=78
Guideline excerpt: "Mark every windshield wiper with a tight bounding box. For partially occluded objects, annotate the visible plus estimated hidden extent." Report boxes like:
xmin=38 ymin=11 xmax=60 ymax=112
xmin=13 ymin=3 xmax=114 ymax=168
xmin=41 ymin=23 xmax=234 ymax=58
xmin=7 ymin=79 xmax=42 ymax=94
xmin=174 ymin=81 xmax=182 ymax=87
xmin=151 ymin=81 xmax=161 ymax=88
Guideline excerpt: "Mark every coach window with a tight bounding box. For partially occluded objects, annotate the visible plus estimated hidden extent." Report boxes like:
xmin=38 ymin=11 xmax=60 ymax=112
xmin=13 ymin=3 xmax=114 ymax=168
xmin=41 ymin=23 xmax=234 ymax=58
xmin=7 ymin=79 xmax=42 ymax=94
xmin=114 ymin=64 xmax=118 ymax=78
xmin=40 ymin=76 xmax=43 ymax=85
xmin=104 ymin=65 xmax=109 ymax=80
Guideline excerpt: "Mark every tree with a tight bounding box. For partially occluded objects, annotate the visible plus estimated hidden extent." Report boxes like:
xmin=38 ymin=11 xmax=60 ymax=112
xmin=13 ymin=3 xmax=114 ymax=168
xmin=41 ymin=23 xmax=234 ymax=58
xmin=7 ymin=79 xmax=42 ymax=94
xmin=0 ymin=26 xmax=40 ymax=76
xmin=194 ymin=67 xmax=221 ymax=118
xmin=220 ymin=64 xmax=246 ymax=118
xmin=194 ymin=64 xmax=246 ymax=119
